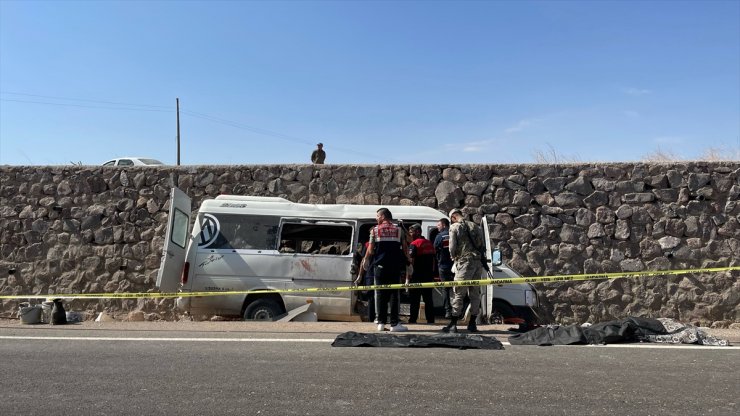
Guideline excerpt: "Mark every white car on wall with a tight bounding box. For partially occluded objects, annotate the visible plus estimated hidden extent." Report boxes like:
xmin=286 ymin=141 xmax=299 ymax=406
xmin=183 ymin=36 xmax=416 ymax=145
xmin=102 ymin=157 xmax=164 ymax=166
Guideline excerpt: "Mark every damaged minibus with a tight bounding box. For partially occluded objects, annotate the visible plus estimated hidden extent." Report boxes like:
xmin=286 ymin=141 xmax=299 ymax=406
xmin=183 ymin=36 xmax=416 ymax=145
xmin=156 ymin=187 xmax=539 ymax=326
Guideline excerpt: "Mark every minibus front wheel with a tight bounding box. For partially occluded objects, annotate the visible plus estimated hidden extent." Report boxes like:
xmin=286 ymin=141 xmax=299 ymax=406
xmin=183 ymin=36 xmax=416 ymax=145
xmin=243 ymin=298 xmax=284 ymax=321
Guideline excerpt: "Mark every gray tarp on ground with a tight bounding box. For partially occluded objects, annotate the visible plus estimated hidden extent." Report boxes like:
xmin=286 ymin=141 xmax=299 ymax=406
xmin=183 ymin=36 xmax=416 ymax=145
xmin=331 ymin=331 xmax=505 ymax=349
xmin=508 ymin=316 xmax=730 ymax=346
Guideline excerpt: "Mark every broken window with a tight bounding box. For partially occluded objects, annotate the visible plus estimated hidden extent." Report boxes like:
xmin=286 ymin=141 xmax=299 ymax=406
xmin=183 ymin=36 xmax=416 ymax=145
xmin=279 ymin=222 xmax=353 ymax=256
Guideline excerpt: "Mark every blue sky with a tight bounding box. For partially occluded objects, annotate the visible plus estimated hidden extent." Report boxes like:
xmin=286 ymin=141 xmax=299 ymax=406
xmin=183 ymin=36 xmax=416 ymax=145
xmin=1 ymin=0 xmax=738 ymax=165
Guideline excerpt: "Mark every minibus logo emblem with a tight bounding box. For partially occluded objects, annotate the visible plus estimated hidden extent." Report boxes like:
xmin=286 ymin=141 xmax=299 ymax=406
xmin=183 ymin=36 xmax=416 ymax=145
xmin=198 ymin=214 xmax=220 ymax=247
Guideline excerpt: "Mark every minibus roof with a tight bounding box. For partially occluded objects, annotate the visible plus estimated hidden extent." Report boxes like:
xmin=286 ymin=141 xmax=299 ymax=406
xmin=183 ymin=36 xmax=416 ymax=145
xmin=202 ymin=195 xmax=447 ymax=221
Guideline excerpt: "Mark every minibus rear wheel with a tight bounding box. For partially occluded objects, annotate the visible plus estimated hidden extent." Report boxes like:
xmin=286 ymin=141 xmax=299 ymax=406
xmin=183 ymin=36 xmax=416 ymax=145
xmin=243 ymin=298 xmax=283 ymax=321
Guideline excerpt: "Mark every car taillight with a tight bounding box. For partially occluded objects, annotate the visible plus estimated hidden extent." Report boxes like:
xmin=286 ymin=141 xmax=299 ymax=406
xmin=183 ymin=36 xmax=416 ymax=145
xmin=181 ymin=262 xmax=190 ymax=285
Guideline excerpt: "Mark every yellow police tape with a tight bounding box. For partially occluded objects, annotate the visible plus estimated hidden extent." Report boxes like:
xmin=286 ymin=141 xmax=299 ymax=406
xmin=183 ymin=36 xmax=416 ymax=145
xmin=1 ymin=266 xmax=738 ymax=300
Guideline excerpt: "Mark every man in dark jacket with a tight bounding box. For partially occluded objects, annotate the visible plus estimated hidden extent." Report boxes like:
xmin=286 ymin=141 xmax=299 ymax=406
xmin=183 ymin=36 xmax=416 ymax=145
xmin=433 ymin=218 xmax=454 ymax=318
xmin=311 ymin=143 xmax=326 ymax=164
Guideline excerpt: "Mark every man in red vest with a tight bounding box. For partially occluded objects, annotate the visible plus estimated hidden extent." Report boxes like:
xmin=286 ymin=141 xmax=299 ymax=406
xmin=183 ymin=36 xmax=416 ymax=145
xmin=363 ymin=208 xmax=410 ymax=332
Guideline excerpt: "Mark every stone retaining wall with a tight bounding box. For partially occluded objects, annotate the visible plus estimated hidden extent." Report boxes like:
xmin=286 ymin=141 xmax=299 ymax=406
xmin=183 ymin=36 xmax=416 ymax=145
xmin=0 ymin=163 xmax=738 ymax=325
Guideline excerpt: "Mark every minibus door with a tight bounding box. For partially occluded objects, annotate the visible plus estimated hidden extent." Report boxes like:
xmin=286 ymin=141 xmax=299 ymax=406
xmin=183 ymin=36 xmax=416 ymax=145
xmin=481 ymin=215 xmax=494 ymax=319
xmin=156 ymin=187 xmax=192 ymax=293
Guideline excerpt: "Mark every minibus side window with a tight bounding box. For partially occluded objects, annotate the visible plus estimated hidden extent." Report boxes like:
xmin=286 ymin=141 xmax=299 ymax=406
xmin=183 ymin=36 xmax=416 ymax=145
xmin=279 ymin=223 xmax=353 ymax=255
xmin=198 ymin=214 xmax=279 ymax=250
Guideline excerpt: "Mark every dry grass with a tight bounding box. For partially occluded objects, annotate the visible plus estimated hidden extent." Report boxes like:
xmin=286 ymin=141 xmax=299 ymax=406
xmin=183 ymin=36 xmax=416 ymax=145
xmin=531 ymin=143 xmax=581 ymax=163
xmin=641 ymin=147 xmax=682 ymax=162
xmin=643 ymin=145 xmax=740 ymax=162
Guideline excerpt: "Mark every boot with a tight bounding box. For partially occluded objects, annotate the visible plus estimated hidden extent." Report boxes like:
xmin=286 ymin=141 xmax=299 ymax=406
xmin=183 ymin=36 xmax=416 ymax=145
xmin=441 ymin=315 xmax=458 ymax=333
xmin=467 ymin=315 xmax=479 ymax=333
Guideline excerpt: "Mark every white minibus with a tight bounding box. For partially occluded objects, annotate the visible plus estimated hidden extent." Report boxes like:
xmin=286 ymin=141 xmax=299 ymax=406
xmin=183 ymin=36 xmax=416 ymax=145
xmin=157 ymin=188 xmax=539 ymax=326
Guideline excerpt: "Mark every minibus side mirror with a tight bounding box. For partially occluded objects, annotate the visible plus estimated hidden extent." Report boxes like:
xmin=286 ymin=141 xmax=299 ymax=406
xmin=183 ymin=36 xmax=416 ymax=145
xmin=491 ymin=249 xmax=502 ymax=267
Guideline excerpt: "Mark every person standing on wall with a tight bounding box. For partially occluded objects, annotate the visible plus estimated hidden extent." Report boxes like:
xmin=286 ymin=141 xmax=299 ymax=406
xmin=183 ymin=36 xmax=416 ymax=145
xmin=406 ymin=223 xmax=436 ymax=324
xmin=433 ymin=218 xmax=454 ymax=319
xmin=311 ymin=143 xmax=326 ymax=164
xmin=363 ymin=208 xmax=409 ymax=332
xmin=442 ymin=208 xmax=484 ymax=333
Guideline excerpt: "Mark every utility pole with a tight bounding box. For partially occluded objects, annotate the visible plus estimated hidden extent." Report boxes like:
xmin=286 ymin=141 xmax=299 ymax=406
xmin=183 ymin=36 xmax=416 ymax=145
xmin=176 ymin=98 xmax=181 ymax=166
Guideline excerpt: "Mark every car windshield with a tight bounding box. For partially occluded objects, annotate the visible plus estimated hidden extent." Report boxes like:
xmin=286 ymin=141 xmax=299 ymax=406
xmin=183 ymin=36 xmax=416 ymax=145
xmin=139 ymin=159 xmax=164 ymax=165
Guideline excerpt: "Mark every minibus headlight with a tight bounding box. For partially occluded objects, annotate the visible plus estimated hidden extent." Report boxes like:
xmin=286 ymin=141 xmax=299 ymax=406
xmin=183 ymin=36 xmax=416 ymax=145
xmin=525 ymin=290 xmax=536 ymax=307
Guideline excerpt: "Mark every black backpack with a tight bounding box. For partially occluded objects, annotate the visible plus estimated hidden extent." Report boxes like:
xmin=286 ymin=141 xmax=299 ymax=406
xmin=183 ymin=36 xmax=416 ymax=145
xmin=51 ymin=299 xmax=67 ymax=325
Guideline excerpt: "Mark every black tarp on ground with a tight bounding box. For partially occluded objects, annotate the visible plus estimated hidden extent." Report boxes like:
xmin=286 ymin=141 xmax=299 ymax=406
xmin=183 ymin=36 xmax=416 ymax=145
xmin=508 ymin=316 xmax=730 ymax=346
xmin=331 ymin=331 xmax=505 ymax=349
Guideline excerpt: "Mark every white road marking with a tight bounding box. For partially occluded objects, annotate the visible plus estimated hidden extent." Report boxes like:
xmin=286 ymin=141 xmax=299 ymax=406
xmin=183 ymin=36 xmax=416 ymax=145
xmin=506 ymin=342 xmax=739 ymax=349
xmin=0 ymin=336 xmax=737 ymax=349
xmin=580 ymin=343 xmax=738 ymax=350
xmin=0 ymin=336 xmax=332 ymax=342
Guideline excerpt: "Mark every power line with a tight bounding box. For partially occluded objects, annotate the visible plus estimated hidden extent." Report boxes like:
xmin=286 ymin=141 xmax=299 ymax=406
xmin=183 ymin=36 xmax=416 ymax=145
xmin=0 ymin=91 xmax=171 ymax=109
xmin=181 ymin=108 xmax=395 ymax=162
xmin=181 ymin=110 xmax=314 ymax=146
xmin=0 ymin=98 xmax=174 ymax=112
xmin=2 ymin=91 xmax=396 ymax=162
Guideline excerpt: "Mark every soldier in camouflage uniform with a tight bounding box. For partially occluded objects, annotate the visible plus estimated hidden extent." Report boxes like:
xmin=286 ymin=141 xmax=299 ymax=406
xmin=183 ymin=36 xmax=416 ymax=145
xmin=442 ymin=208 xmax=484 ymax=333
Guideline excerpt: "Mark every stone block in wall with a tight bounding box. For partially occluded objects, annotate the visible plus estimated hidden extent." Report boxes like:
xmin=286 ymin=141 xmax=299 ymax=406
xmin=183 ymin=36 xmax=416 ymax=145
xmin=559 ymin=224 xmax=582 ymax=243
xmin=493 ymin=188 xmax=512 ymax=205
xmin=442 ymin=168 xmax=465 ymax=182
xmin=631 ymin=207 xmax=652 ymax=224
xmin=616 ymin=180 xmax=644 ymax=193
xmin=595 ymin=206 xmax=615 ymax=224
xmin=435 ymin=181 xmax=464 ymax=211
xmin=296 ymin=166 xmax=312 ymax=185
xmin=462 ymin=181 xmax=487 ymax=196
xmin=587 ymin=223 xmax=605 ymax=238
xmin=658 ymin=236 xmax=681 ymax=250
xmin=639 ymin=239 xmax=662 ymax=258
xmin=575 ymin=208 xmax=595 ymax=226
xmin=646 ymin=174 xmax=668 ymax=188
xmin=583 ymin=191 xmax=608 ymax=208
xmin=652 ymin=189 xmax=678 ymax=202
xmin=614 ymin=220 xmax=630 ymax=240
xmin=717 ymin=217 xmax=739 ymax=238
xmin=514 ymin=213 xmax=539 ymax=228
xmin=489 ymin=223 xmax=508 ymax=240
xmin=511 ymin=190 xmax=531 ymax=207
xmin=565 ymin=176 xmax=593 ymax=195
xmin=554 ymin=192 xmax=581 ymax=207
xmin=363 ymin=193 xmax=380 ymax=204
xmin=665 ymin=169 xmax=683 ymax=188
xmin=539 ymin=214 xmax=562 ymax=228
xmin=687 ymin=173 xmax=711 ymax=191
xmin=511 ymin=228 xmax=532 ymax=244
xmin=534 ymin=193 xmax=555 ymax=207
xmin=543 ymin=177 xmax=566 ymax=193
xmin=479 ymin=204 xmax=499 ymax=214
xmin=694 ymin=186 xmax=714 ymax=200
xmin=591 ymin=178 xmax=615 ymax=192
xmin=615 ymin=204 xmax=633 ymax=219
xmin=541 ymin=205 xmax=562 ymax=215
xmin=622 ymin=193 xmax=654 ymax=204
xmin=603 ymin=166 xmax=625 ymax=179
xmin=526 ymin=178 xmax=545 ymax=194
xmin=678 ymin=188 xmax=691 ymax=203
xmin=464 ymin=195 xmax=481 ymax=208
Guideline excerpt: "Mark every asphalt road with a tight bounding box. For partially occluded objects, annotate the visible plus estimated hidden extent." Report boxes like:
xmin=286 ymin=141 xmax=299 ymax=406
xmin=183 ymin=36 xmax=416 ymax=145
xmin=1 ymin=322 xmax=738 ymax=415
